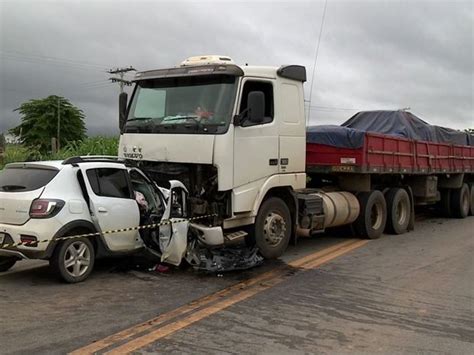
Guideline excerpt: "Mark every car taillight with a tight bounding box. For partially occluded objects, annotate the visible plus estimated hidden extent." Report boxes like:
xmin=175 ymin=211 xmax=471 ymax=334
xmin=29 ymin=199 xmax=65 ymax=218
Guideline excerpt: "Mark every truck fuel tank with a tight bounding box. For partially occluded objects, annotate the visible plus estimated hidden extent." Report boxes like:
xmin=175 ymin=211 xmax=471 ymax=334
xmin=297 ymin=191 xmax=360 ymax=232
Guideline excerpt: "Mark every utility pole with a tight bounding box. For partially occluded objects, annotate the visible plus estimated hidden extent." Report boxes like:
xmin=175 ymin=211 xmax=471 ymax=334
xmin=108 ymin=66 xmax=136 ymax=92
xmin=108 ymin=66 xmax=136 ymax=131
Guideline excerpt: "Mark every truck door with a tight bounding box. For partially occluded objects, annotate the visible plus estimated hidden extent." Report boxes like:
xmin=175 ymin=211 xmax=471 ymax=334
xmin=79 ymin=163 xmax=140 ymax=252
xmin=233 ymin=79 xmax=279 ymax=189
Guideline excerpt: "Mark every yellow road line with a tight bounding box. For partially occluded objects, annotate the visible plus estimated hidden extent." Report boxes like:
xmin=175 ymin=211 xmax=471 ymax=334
xmin=71 ymin=239 xmax=365 ymax=355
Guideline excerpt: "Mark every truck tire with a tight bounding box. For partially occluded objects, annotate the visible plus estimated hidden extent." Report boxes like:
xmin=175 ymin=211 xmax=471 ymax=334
xmin=354 ymin=190 xmax=387 ymax=239
xmin=253 ymin=197 xmax=292 ymax=259
xmin=50 ymin=237 xmax=95 ymax=283
xmin=0 ymin=257 xmax=17 ymax=272
xmin=438 ymin=189 xmax=452 ymax=217
xmin=385 ymin=188 xmax=410 ymax=235
xmin=469 ymin=184 xmax=474 ymax=216
xmin=450 ymin=183 xmax=470 ymax=219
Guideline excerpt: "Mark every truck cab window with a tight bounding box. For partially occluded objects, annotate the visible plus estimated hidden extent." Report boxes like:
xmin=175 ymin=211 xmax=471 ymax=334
xmin=239 ymin=81 xmax=274 ymax=126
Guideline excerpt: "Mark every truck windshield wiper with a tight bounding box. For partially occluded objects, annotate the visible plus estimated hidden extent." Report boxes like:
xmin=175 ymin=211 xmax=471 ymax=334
xmin=161 ymin=116 xmax=200 ymax=123
xmin=127 ymin=117 xmax=159 ymax=122
xmin=0 ymin=185 xmax=27 ymax=191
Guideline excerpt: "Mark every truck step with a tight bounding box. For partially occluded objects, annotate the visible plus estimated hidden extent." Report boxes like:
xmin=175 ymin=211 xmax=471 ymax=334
xmin=224 ymin=230 xmax=248 ymax=244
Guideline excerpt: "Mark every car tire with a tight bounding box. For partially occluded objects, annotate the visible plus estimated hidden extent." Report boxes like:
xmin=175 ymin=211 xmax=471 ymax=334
xmin=50 ymin=237 xmax=95 ymax=283
xmin=0 ymin=257 xmax=17 ymax=272
xmin=253 ymin=197 xmax=292 ymax=259
xmin=385 ymin=188 xmax=411 ymax=235
xmin=451 ymin=183 xmax=470 ymax=219
xmin=354 ymin=190 xmax=387 ymax=239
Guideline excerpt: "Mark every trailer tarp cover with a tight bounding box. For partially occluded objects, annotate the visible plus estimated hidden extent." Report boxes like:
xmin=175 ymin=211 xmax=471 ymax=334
xmin=306 ymin=125 xmax=365 ymax=148
xmin=307 ymin=110 xmax=473 ymax=148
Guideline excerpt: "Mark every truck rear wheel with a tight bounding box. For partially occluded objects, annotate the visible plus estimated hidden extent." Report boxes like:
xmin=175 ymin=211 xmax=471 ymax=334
xmin=385 ymin=188 xmax=410 ymax=235
xmin=451 ymin=183 xmax=470 ymax=218
xmin=438 ymin=189 xmax=452 ymax=217
xmin=469 ymin=184 xmax=474 ymax=216
xmin=354 ymin=190 xmax=387 ymax=239
xmin=253 ymin=197 xmax=292 ymax=259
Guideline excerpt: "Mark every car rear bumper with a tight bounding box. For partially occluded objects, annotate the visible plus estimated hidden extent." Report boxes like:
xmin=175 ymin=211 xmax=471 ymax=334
xmin=0 ymin=219 xmax=63 ymax=259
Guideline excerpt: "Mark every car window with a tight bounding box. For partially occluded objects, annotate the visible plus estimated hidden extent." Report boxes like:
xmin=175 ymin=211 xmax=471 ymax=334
xmin=129 ymin=170 xmax=163 ymax=212
xmin=86 ymin=168 xmax=132 ymax=199
xmin=0 ymin=167 xmax=58 ymax=192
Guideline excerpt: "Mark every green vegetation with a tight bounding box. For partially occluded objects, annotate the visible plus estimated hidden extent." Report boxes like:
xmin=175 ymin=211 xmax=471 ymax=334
xmin=0 ymin=136 xmax=119 ymax=170
xmin=10 ymin=95 xmax=86 ymax=153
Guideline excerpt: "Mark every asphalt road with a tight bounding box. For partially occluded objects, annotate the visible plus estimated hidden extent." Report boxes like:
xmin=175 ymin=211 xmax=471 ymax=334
xmin=1 ymin=215 xmax=473 ymax=354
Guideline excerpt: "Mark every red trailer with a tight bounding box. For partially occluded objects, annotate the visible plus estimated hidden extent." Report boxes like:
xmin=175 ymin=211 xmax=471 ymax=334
xmin=304 ymin=130 xmax=473 ymax=239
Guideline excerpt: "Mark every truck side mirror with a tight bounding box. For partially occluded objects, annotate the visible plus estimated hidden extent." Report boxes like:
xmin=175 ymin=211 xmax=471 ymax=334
xmin=119 ymin=92 xmax=128 ymax=133
xmin=247 ymin=91 xmax=265 ymax=124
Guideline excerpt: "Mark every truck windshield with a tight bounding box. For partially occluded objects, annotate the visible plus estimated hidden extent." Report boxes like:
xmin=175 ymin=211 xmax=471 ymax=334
xmin=124 ymin=75 xmax=237 ymax=134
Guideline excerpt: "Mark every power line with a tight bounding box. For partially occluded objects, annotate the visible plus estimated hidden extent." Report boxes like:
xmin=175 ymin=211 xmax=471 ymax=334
xmin=307 ymin=0 xmax=328 ymax=125
xmin=0 ymin=49 xmax=108 ymax=69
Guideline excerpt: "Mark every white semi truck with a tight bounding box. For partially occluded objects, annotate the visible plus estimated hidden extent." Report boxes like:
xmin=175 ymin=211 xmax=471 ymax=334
xmin=118 ymin=55 xmax=474 ymax=260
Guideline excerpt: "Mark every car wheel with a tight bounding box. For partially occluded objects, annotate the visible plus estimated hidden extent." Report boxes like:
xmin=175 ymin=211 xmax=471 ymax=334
xmin=0 ymin=257 xmax=17 ymax=272
xmin=253 ymin=197 xmax=292 ymax=259
xmin=50 ymin=237 xmax=95 ymax=283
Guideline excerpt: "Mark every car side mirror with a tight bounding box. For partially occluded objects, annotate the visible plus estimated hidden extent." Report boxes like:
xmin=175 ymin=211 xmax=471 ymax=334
xmin=119 ymin=92 xmax=128 ymax=133
xmin=247 ymin=91 xmax=265 ymax=124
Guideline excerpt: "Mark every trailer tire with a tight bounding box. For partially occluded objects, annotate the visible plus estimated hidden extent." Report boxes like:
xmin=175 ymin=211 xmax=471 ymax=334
xmin=354 ymin=190 xmax=387 ymax=239
xmin=451 ymin=183 xmax=470 ymax=219
xmin=385 ymin=188 xmax=410 ymax=235
xmin=439 ymin=189 xmax=451 ymax=217
xmin=253 ymin=197 xmax=291 ymax=259
xmin=469 ymin=184 xmax=474 ymax=216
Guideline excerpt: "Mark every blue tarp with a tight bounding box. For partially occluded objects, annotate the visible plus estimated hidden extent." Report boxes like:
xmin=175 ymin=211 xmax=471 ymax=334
xmin=307 ymin=110 xmax=473 ymax=148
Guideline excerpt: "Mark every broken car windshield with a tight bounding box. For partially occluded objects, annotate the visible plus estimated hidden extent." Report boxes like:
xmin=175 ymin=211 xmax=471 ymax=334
xmin=124 ymin=75 xmax=237 ymax=134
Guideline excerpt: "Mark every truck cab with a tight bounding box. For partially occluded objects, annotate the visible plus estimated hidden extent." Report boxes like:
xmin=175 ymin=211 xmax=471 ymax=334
xmin=119 ymin=56 xmax=310 ymax=258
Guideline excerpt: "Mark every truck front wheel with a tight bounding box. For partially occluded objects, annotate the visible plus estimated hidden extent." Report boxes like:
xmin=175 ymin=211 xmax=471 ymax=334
xmin=253 ymin=197 xmax=292 ymax=259
xmin=385 ymin=188 xmax=411 ymax=235
xmin=354 ymin=190 xmax=387 ymax=239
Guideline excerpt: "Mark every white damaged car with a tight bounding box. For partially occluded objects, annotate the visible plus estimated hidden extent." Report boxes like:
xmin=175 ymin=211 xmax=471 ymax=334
xmin=0 ymin=157 xmax=188 ymax=282
xmin=0 ymin=156 xmax=260 ymax=283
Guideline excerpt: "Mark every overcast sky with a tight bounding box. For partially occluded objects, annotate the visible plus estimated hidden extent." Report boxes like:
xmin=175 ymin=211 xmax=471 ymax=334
xmin=0 ymin=0 xmax=472 ymax=136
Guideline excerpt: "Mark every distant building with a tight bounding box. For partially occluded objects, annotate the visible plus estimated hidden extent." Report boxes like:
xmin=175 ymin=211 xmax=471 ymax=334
xmin=3 ymin=133 xmax=20 ymax=144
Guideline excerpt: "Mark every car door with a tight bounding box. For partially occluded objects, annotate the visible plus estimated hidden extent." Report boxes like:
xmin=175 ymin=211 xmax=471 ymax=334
xmin=79 ymin=163 xmax=140 ymax=252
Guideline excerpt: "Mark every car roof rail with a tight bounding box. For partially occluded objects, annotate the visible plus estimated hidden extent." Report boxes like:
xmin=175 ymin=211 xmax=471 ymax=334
xmin=62 ymin=156 xmax=126 ymax=165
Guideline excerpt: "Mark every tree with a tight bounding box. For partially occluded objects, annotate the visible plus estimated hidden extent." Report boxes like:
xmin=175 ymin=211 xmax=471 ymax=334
xmin=10 ymin=95 xmax=86 ymax=153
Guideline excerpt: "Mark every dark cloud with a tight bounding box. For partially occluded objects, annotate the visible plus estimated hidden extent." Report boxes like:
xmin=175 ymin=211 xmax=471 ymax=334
xmin=1 ymin=0 xmax=472 ymax=136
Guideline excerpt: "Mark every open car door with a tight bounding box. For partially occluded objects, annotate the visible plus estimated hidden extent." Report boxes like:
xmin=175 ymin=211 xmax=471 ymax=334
xmin=78 ymin=163 xmax=140 ymax=252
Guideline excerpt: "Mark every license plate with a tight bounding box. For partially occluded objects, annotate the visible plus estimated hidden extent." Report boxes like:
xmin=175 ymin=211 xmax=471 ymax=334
xmin=0 ymin=233 xmax=4 ymax=244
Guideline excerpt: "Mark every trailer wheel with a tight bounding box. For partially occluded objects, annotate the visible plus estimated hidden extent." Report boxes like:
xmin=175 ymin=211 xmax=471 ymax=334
xmin=469 ymin=184 xmax=474 ymax=216
xmin=253 ymin=197 xmax=292 ymax=259
xmin=354 ymin=190 xmax=387 ymax=239
xmin=451 ymin=183 xmax=470 ymax=219
xmin=439 ymin=189 xmax=451 ymax=217
xmin=385 ymin=188 xmax=410 ymax=235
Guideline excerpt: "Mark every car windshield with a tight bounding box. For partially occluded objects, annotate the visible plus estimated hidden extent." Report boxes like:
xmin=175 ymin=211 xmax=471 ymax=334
xmin=124 ymin=75 xmax=237 ymax=134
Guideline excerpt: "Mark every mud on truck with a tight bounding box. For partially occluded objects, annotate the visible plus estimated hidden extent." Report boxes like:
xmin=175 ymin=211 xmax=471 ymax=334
xmin=119 ymin=55 xmax=473 ymax=263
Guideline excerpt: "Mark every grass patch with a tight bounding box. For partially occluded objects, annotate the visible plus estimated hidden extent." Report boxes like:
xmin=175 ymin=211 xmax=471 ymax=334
xmin=0 ymin=136 xmax=119 ymax=169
